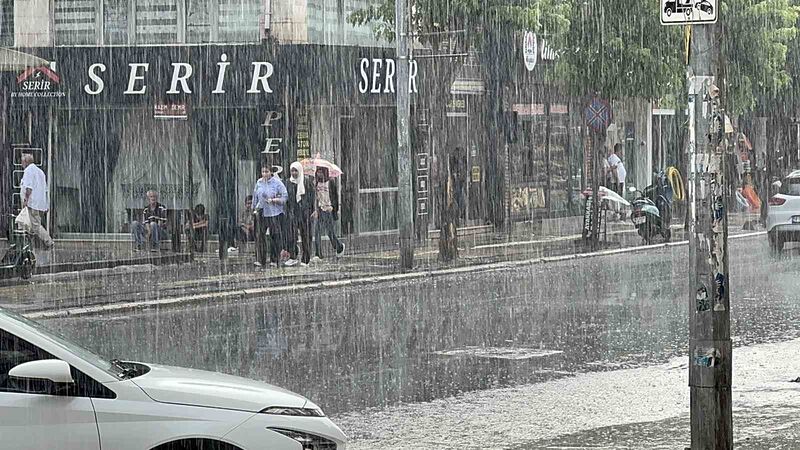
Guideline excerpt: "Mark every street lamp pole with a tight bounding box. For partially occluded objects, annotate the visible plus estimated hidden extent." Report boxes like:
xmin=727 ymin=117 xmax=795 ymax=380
xmin=687 ymin=22 xmax=733 ymax=449
xmin=396 ymin=0 xmax=414 ymax=269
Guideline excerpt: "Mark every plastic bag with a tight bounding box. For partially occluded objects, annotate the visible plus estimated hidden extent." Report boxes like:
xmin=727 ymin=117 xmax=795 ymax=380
xmin=15 ymin=207 xmax=32 ymax=232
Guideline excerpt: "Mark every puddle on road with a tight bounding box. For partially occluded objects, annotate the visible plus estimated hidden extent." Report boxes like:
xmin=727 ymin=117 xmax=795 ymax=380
xmin=434 ymin=346 xmax=564 ymax=361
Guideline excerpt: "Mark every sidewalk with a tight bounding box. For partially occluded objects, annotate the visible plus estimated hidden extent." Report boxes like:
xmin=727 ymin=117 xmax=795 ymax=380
xmin=0 ymin=212 xmax=766 ymax=318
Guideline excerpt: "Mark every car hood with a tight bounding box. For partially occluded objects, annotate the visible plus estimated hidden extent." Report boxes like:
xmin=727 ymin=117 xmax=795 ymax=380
xmin=131 ymin=363 xmax=308 ymax=412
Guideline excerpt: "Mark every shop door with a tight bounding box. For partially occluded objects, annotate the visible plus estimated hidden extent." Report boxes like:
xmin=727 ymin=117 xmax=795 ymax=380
xmin=343 ymin=108 xmax=399 ymax=234
xmin=5 ymin=108 xmax=49 ymax=233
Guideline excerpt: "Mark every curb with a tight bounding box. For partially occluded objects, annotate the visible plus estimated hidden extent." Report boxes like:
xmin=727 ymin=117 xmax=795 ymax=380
xmin=24 ymin=231 xmax=767 ymax=321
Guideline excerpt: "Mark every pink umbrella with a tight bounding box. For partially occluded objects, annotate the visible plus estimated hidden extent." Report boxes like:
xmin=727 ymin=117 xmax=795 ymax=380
xmin=300 ymin=154 xmax=343 ymax=178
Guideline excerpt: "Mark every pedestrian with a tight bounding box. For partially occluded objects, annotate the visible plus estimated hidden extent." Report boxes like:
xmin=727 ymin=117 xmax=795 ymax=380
xmin=253 ymin=164 xmax=289 ymax=268
xmin=19 ymin=153 xmax=54 ymax=249
xmin=131 ymin=190 xmax=168 ymax=252
xmin=285 ymin=161 xmax=315 ymax=267
xmin=607 ymin=143 xmax=627 ymax=220
xmin=312 ymin=166 xmax=345 ymax=260
xmin=184 ymin=203 xmax=209 ymax=252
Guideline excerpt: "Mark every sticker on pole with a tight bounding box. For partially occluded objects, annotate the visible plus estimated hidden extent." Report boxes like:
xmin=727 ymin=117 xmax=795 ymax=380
xmin=661 ymin=0 xmax=716 ymax=25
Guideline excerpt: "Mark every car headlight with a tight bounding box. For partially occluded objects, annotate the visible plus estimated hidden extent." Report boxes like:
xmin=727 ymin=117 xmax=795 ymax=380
xmin=268 ymin=428 xmax=337 ymax=450
xmin=261 ymin=406 xmax=325 ymax=417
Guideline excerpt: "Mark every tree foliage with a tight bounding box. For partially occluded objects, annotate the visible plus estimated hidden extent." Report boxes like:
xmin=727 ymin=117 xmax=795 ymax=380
xmin=555 ymin=0 xmax=684 ymax=101
xmin=723 ymin=0 xmax=799 ymax=114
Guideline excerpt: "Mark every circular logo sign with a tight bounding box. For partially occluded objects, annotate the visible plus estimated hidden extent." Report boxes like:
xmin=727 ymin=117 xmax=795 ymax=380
xmin=523 ymin=32 xmax=538 ymax=72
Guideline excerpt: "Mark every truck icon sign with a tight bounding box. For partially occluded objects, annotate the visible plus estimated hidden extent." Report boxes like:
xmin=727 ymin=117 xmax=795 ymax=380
xmin=663 ymin=0 xmax=693 ymax=17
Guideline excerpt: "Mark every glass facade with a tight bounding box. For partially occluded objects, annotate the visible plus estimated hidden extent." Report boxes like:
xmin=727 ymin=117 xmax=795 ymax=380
xmin=54 ymin=0 xmax=98 ymax=45
xmin=135 ymin=0 xmax=179 ymax=44
xmin=103 ymin=0 xmax=129 ymax=44
xmin=218 ymin=0 xmax=260 ymax=43
xmin=0 ymin=0 xmax=14 ymax=46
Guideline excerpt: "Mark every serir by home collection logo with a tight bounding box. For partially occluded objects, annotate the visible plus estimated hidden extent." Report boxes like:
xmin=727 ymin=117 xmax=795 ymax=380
xmin=12 ymin=64 xmax=66 ymax=98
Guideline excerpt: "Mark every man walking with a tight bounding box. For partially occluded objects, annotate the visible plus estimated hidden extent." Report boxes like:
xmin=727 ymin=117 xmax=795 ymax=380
xmin=19 ymin=153 xmax=54 ymax=248
xmin=607 ymin=143 xmax=627 ymax=220
xmin=312 ymin=167 xmax=345 ymax=259
xmin=253 ymin=164 xmax=288 ymax=268
xmin=131 ymin=190 xmax=168 ymax=251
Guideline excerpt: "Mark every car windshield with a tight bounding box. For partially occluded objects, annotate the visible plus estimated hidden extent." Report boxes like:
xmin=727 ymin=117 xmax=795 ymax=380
xmin=779 ymin=177 xmax=800 ymax=196
xmin=0 ymin=307 xmax=121 ymax=379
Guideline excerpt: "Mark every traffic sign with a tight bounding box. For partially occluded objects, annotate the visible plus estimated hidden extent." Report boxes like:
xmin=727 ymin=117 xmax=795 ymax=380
xmin=661 ymin=0 xmax=716 ymax=25
xmin=584 ymin=98 xmax=612 ymax=134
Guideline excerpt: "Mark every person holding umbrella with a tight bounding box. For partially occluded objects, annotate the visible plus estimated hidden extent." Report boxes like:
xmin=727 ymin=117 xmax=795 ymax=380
xmin=285 ymin=161 xmax=315 ymax=266
xmin=312 ymin=165 xmax=345 ymax=260
xmin=252 ymin=163 xmax=289 ymax=268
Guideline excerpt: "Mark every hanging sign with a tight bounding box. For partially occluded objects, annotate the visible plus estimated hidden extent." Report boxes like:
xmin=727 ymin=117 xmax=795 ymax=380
xmin=523 ymin=32 xmax=538 ymax=72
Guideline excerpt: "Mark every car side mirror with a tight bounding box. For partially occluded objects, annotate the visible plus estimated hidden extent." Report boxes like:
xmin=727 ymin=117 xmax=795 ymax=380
xmin=9 ymin=359 xmax=74 ymax=384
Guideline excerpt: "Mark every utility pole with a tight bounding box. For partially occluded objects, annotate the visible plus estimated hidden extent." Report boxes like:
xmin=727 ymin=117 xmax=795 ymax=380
xmin=687 ymin=22 xmax=732 ymax=449
xmin=396 ymin=0 xmax=414 ymax=269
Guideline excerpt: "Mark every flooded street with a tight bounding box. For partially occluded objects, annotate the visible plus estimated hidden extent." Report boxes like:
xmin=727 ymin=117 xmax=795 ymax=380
xmin=37 ymin=236 xmax=800 ymax=446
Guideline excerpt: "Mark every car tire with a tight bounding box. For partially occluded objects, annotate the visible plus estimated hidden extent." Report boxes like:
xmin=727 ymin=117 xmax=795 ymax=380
xmin=666 ymin=8 xmax=672 ymax=16
xmin=151 ymin=439 xmax=242 ymax=450
xmin=768 ymin=232 xmax=784 ymax=255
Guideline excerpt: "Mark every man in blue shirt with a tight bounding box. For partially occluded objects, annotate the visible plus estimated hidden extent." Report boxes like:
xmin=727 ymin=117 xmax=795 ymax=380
xmin=253 ymin=164 xmax=288 ymax=267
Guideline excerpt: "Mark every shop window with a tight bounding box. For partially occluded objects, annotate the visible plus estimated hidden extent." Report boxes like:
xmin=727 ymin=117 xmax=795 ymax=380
xmin=0 ymin=0 xmax=13 ymax=46
xmin=218 ymin=0 xmax=260 ymax=43
xmin=103 ymin=0 xmax=129 ymax=44
xmin=54 ymin=0 xmax=98 ymax=45
xmin=136 ymin=0 xmax=178 ymax=44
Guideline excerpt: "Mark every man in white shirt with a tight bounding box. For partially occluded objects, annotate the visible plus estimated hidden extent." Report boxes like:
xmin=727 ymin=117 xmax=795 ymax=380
xmin=607 ymin=144 xmax=627 ymax=220
xmin=20 ymin=153 xmax=54 ymax=248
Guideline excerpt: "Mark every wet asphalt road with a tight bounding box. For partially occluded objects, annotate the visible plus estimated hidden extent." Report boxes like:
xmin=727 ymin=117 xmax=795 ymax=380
xmin=36 ymin=234 xmax=800 ymax=423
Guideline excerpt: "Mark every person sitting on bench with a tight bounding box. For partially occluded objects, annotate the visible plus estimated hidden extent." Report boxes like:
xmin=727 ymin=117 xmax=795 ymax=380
xmin=185 ymin=204 xmax=209 ymax=253
xmin=131 ymin=190 xmax=168 ymax=252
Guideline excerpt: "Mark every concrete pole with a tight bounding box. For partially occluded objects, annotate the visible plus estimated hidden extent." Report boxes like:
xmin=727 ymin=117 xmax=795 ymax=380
xmin=396 ymin=0 xmax=414 ymax=269
xmin=688 ymin=23 xmax=732 ymax=450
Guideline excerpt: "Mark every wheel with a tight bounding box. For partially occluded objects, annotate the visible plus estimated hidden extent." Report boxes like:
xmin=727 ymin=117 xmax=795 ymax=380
xmin=18 ymin=256 xmax=34 ymax=280
xmin=768 ymin=232 xmax=784 ymax=255
xmin=666 ymin=8 xmax=673 ymax=16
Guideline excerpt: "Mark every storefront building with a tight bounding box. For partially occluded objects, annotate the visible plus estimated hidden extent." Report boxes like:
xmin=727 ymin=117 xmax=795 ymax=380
xmin=1 ymin=43 xmax=417 ymax=238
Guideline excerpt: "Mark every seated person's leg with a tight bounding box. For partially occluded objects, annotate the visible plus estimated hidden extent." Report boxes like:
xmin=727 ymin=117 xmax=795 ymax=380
xmin=131 ymin=220 xmax=144 ymax=247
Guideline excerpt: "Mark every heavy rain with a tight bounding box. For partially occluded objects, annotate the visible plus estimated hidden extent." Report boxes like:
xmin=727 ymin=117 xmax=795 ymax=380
xmin=0 ymin=0 xmax=799 ymax=449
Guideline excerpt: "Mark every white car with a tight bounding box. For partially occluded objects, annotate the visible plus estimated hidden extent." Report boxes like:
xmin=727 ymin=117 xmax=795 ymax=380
xmin=767 ymin=170 xmax=800 ymax=253
xmin=0 ymin=307 xmax=347 ymax=449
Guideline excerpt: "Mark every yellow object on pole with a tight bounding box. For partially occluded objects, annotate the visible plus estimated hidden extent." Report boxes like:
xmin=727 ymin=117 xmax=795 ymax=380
xmin=684 ymin=26 xmax=692 ymax=65
xmin=667 ymin=166 xmax=685 ymax=201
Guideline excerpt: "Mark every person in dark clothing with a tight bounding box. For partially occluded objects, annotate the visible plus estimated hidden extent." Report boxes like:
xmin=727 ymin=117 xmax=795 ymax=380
xmin=184 ymin=204 xmax=209 ymax=253
xmin=312 ymin=166 xmax=345 ymax=259
xmin=285 ymin=161 xmax=316 ymax=266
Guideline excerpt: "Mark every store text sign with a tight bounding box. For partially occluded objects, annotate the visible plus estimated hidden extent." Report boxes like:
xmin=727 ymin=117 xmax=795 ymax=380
xmin=358 ymin=58 xmax=418 ymax=94
xmin=83 ymin=53 xmax=275 ymax=96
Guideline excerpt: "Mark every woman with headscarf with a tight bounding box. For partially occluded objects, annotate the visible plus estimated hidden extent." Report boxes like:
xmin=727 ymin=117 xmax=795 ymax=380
xmin=285 ymin=161 xmax=316 ymax=266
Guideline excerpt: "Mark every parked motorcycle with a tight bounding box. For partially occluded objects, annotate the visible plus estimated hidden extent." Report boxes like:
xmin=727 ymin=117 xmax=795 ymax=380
xmin=629 ymin=171 xmax=674 ymax=244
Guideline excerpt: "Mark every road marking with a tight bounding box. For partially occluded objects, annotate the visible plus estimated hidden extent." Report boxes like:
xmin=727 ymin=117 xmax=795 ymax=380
xmin=25 ymin=231 xmax=767 ymax=320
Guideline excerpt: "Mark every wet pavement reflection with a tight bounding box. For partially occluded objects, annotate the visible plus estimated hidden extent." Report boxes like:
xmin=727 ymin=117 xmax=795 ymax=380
xmin=42 ymin=237 xmax=800 ymax=416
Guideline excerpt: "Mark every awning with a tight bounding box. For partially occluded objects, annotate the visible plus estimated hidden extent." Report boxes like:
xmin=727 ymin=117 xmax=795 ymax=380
xmin=0 ymin=47 xmax=49 ymax=72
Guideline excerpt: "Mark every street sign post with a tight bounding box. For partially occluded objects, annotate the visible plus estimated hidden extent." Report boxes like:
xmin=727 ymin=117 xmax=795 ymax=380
xmin=584 ymin=98 xmax=613 ymax=250
xmin=661 ymin=0 xmax=717 ymax=25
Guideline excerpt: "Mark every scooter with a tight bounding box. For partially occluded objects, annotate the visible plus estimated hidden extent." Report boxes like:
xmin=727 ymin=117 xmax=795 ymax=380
xmin=629 ymin=171 xmax=673 ymax=244
xmin=0 ymin=214 xmax=37 ymax=279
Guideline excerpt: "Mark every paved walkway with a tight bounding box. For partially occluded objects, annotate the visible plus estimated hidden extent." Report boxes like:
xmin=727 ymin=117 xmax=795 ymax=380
xmin=0 ymin=212 xmax=766 ymax=318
